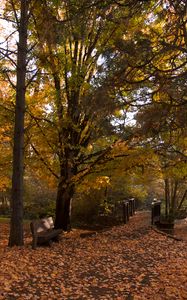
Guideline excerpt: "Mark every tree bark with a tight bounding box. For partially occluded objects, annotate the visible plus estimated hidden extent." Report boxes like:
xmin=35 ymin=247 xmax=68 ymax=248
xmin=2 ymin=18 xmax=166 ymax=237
xmin=177 ymin=189 xmax=187 ymax=211
xmin=9 ymin=0 xmax=28 ymax=247
xmin=54 ymin=181 xmax=74 ymax=230
xmin=164 ymin=178 xmax=169 ymax=217
xmin=169 ymin=180 xmax=178 ymax=218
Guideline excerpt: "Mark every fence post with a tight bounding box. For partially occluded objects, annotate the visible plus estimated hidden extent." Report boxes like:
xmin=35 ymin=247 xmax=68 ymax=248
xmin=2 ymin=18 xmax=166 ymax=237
xmin=132 ymin=198 xmax=136 ymax=215
xmin=151 ymin=200 xmax=161 ymax=225
xmin=123 ymin=201 xmax=130 ymax=224
xmin=123 ymin=202 xmax=127 ymax=224
xmin=129 ymin=199 xmax=133 ymax=216
xmin=129 ymin=198 xmax=135 ymax=216
xmin=126 ymin=202 xmax=130 ymax=221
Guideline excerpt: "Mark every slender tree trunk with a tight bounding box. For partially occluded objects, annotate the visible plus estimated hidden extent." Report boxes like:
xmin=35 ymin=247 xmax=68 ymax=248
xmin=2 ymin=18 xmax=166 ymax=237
xmin=177 ymin=189 xmax=187 ymax=211
xmin=164 ymin=178 xmax=169 ymax=217
xmin=169 ymin=179 xmax=178 ymax=218
xmin=9 ymin=0 xmax=28 ymax=246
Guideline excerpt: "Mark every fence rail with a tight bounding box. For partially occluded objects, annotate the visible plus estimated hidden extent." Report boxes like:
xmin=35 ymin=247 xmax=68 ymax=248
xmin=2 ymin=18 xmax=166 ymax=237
xmin=122 ymin=198 xmax=136 ymax=224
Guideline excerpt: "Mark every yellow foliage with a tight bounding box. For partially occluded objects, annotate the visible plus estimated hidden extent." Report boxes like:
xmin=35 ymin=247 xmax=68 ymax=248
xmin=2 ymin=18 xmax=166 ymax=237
xmin=78 ymin=176 xmax=110 ymax=194
xmin=0 ymin=175 xmax=11 ymax=191
xmin=153 ymin=91 xmax=170 ymax=102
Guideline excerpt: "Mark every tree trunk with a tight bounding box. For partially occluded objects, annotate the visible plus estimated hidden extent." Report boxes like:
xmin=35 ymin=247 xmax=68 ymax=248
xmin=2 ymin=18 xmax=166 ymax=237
xmin=169 ymin=179 xmax=178 ymax=218
xmin=54 ymin=182 xmax=74 ymax=230
xmin=177 ymin=189 xmax=187 ymax=211
xmin=164 ymin=178 xmax=169 ymax=217
xmin=8 ymin=0 xmax=28 ymax=247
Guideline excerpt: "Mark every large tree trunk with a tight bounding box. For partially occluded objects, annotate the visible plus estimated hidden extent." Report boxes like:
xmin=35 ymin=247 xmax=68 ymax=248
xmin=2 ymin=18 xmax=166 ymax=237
xmin=8 ymin=0 xmax=28 ymax=247
xmin=54 ymin=182 xmax=74 ymax=230
xmin=53 ymin=70 xmax=78 ymax=230
xmin=54 ymin=149 xmax=76 ymax=230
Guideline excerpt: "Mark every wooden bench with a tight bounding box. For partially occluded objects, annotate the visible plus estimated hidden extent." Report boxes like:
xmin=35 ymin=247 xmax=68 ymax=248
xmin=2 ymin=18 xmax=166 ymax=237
xmin=30 ymin=217 xmax=62 ymax=249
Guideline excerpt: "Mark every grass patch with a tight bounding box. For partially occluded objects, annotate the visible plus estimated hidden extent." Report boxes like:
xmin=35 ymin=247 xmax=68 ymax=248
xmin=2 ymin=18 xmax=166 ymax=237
xmin=0 ymin=216 xmax=30 ymax=224
xmin=0 ymin=217 xmax=10 ymax=223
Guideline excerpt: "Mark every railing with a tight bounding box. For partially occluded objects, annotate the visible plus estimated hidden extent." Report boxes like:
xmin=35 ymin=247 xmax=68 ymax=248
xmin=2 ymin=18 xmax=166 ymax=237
xmin=151 ymin=200 xmax=161 ymax=225
xmin=122 ymin=198 xmax=136 ymax=224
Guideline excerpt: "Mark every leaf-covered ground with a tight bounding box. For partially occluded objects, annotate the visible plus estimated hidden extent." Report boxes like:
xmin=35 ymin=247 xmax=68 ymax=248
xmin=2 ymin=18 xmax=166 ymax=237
xmin=0 ymin=212 xmax=186 ymax=300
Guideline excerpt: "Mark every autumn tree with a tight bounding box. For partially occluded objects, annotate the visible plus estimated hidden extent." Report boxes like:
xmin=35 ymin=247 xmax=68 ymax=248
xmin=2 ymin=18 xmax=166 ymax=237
xmin=0 ymin=0 xmax=38 ymax=246
xmin=96 ymin=0 xmax=187 ymax=221
xmin=26 ymin=0 xmax=155 ymax=230
xmin=0 ymin=79 xmax=13 ymax=198
xmin=2 ymin=0 xmax=186 ymax=235
xmin=8 ymin=0 xmax=29 ymax=246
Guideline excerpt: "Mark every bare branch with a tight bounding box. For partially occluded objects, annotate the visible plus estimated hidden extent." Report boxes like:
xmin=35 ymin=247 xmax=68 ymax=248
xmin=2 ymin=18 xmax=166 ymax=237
xmin=177 ymin=189 xmax=187 ymax=210
xmin=30 ymin=142 xmax=59 ymax=179
xmin=0 ymin=49 xmax=18 ymax=70
xmin=0 ymin=30 xmax=18 ymax=45
xmin=9 ymin=0 xmax=19 ymax=26
xmin=4 ymin=71 xmax=16 ymax=89
xmin=26 ymin=70 xmax=39 ymax=88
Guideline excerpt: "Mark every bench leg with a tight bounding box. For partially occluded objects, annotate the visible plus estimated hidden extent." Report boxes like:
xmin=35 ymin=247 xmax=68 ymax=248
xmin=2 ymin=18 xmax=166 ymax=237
xmin=52 ymin=236 xmax=60 ymax=243
xmin=32 ymin=236 xmax=38 ymax=250
xmin=48 ymin=240 xmax=53 ymax=247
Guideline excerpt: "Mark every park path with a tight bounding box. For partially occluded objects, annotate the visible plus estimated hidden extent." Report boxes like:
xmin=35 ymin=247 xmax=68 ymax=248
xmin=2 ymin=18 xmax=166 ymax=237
xmin=0 ymin=211 xmax=187 ymax=299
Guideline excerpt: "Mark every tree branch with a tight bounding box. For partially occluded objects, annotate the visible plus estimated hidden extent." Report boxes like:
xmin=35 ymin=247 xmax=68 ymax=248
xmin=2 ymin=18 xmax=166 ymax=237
xmin=30 ymin=142 xmax=59 ymax=179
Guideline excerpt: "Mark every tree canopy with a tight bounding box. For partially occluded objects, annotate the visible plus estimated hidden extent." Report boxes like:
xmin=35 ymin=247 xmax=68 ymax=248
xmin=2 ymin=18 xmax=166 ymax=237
xmin=0 ymin=0 xmax=186 ymax=244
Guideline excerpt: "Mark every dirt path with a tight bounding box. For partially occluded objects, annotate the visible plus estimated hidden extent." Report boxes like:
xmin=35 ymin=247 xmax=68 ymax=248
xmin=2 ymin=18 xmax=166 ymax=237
xmin=174 ymin=218 xmax=187 ymax=241
xmin=0 ymin=212 xmax=186 ymax=299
